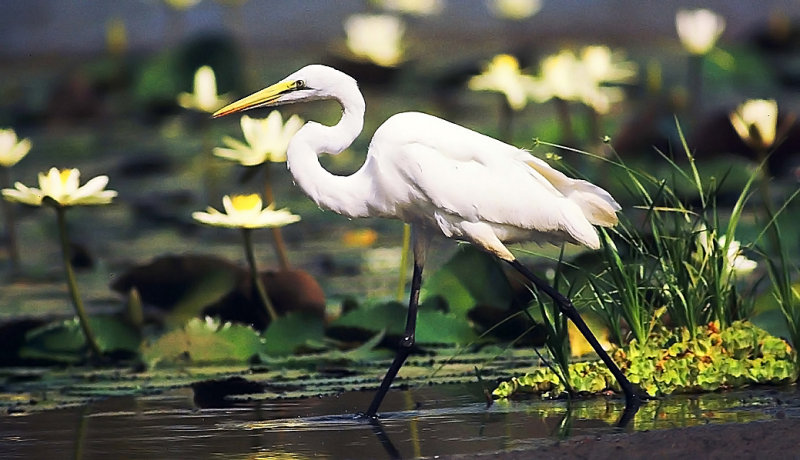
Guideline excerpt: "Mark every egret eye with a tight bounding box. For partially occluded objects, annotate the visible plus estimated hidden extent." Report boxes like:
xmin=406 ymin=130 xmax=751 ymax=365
xmin=295 ymin=80 xmax=305 ymax=89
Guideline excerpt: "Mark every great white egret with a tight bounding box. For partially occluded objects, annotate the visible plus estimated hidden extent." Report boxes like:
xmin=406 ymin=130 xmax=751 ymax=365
xmin=213 ymin=64 xmax=642 ymax=417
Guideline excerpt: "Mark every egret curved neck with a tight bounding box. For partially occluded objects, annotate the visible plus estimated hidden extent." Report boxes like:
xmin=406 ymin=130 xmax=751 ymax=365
xmin=286 ymin=93 xmax=376 ymax=218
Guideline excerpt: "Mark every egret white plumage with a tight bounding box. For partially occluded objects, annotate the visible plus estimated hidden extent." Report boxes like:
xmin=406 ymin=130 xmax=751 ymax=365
xmin=213 ymin=64 xmax=642 ymax=417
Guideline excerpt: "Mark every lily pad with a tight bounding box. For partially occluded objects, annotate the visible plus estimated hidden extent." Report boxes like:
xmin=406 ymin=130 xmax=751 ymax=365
xmin=421 ymin=246 xmax=515 ymax=316
xmin=142 ymin=317 xmax=263 ymax=367
xmin=262 ymin=312 xmax=326 ymax=356
xmin=19 ymin=316 xmax=140 ymax=364
xmin=328 ymin=301 xmax=479 ymax=345
xmin=416 ymin=310 xmax=480 ymax=345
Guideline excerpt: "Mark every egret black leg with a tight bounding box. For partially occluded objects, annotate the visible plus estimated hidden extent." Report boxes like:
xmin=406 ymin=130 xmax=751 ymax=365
xmin=364 ymin=260 xmax=424 ymax=418
xmin=507 ymin=259 xmax=642 ymax=409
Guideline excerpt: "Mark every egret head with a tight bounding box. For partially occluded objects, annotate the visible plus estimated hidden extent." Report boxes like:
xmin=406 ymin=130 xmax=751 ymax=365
xmin=213 ymin=65 xmax=359 ymax=118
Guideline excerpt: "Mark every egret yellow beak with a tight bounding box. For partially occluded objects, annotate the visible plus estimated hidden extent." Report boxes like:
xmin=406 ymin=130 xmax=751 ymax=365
xmin=212 ymin=80 xmax=299 ymax=118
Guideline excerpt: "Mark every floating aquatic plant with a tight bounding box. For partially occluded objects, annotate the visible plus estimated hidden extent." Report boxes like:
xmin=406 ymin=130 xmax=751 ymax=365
xmin=214 ymin=111 xmax=304 ymax=269
xmin=469 ymin=54 xmax=538 ymax=140
xmin=487 ymin=0 xmax=542 ymax=20
xmin=343 ymin=14 xmax=406 ymax=67
xmin=193 ymin=193 xmax=300 ymax=229
xmin=2 ymin=168 xmax=117 ymax=358
xmin=675 ymin=8 xmax=726 ymax=56
xmin=730 ymin=99 xmax=779 ymax=152
xmin=178 ymin=65 xmax=231 ymax=114
xmin=163 ymin=0 xmax=202 ymax=12
xmin=469 ymin=54 xmax=537 ymax=112
xmin=528 ymin=46 xmax=637 ymax=116
xmin=0 ymin=128 xmax=32 ymax=169
xmin=675 ymin=8 xmax=726 ymax=121
xmin=214 ymin=112 xmax=303 ymax=166
xmin=143 ymin=316 xmax=264 ymax=367
xmin=193 ymin=194 xmax=301 ymax=322
xmin=0 ymin=128 xmax=32 ymax=271
xmin=526 ymin=46 xmax=637 ymax=143
xmin=376 ymin=0 xmax=444 ymax=16
xmin=493 ymin=321 xmax=796 ymax=399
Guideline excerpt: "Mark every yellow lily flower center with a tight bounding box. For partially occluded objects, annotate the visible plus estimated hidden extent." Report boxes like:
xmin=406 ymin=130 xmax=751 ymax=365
xmin=493 ymin=54 xmax=520 ymax=71
xmin=59 ymin=169 xmax=73 ymax=186
xmin=230 ymin=194 xmax=262 ymax=212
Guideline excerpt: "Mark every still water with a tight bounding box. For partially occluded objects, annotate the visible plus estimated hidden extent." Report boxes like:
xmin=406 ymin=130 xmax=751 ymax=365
xmin=2 ymin=383 xmax=795 ymax=459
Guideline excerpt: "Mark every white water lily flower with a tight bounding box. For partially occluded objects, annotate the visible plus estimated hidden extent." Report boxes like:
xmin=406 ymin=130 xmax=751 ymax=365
xmin=730 ymin=99 xmax=779 ymax=151
xmin=676 ymin=8 xmax=725 ymax=55
xmin=214 ymin=112 xmax=303 ymax=165
xmin=379 ymin=0 xmax=443 ymax=16
xmin=721 ymin=236 xmax=758 ymax=276
xmin=528 ymin=49 xmax=585 ymax=103
xmin=487 ymin=0 xmax=542 ymax=20
xmin=192 ymin=194 xmax=301 ymax=229
xmin=695 ymin=229 xmax=757 ymax=282
xmin=178 ymin=66 xmax=231 ymax=113
xmin=2 ymin=168 xmax=117 ymax=207
xmin=581 ymin=46 xmax=638 ymax=85
xmin=344 ymin=14 xmax=405 ymax=67
xmin=528 ymin=46 xmax=637 ymax=114
xmin=164 ymin=0 xmax=202 ymax=11
xmin=468 ymin=54 xmax=538 ymax=111
xmin=0 ymin=128 xmax=32 ymax=168
xmin=529 ymin=49 xmax=616 ymax=112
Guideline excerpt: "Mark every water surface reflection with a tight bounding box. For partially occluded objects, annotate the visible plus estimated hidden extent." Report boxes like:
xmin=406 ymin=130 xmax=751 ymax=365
xmin=1 ymin=384 xmax=794 ymax=459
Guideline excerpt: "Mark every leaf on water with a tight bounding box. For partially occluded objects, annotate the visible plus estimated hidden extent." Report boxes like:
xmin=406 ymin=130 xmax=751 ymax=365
xmin=256 ymin=331 xmax=391 ymax=368
xmin=328 ymin=301 xmax=407 ymax=337
xmin=262 ymin=312 xmax=325 ymax=356
xmin=19 ymin=316 xmax=140 ymax=364
xmin=421 ymin=246 xmax=515 ymax=316
xmin=342 ymin=330 xmax=386 ymax=361
xmin=329 ymin=300 xmax=479 ymax=346
xmin=417 ymin=309 xmax=480 ymax=345
xmin=142 ymin=317 xmax=263 ymax=367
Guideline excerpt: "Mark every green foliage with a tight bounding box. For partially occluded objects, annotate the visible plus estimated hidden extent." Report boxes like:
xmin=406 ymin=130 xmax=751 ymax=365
xmin=494 ymin=362 xmax=614 ymax=400
xmin=417 ymin=309 xmax=480 ymax=345
xmin=329 ymin=300 xmax=479 ymax=345
xmin=590 ymin=229 xmax=653 ymax=345
xmin=761 ymin=210 xmax=800 ymax=365
xmin=493 ymin=321 xmax=796 ymax=399
xmin=261 ymin=312 xmax=325 ymax=356
xmin=329 ymin=301 xmax=408 ymax=335
xmin=164 ymin=267 xmax=239 ymax=328
xmin=530 ymin=249 xmax=572 ymax=392
xmin=566 ymin=124 xmax=763 ymax=344
xmin=142 ymin=317 xmax=263 ymax=367
xmin=256 ymin=331 xmax=392 ymax=369
xmin=421 ymin=246 xmax=515 ymax=316
xmin=19 ymin=316 xmax=140 ymax=364
xmin=133 ymin=51 xmax=183 ymax=109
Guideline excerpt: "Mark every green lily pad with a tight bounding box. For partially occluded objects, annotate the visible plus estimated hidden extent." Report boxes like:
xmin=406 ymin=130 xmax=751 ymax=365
xmin=417 ymin=309 xmax=480 ymax=345
xmin=329 ymin=301 xmax=479 ymax=345
xmin=421 ymin=246 xmax=515 ymax=316
xmin=19 ymin=316 xmax=140 ymax=364
xmin=142 ymin=317 xmax=263 ymax=367
xmin=328 ymin=301 xmax=407 ymax=337
xmin=262 ymin=312 xmax=325 ymax=356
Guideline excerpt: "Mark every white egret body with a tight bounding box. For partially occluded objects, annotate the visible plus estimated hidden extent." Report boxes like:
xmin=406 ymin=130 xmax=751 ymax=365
xmin=214 ymin=65 xmax=641 ymax=418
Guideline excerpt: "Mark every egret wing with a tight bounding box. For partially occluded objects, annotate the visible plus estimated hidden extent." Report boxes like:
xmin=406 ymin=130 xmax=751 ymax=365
xmin=371 ymin=112 xmax=619 ymax=231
